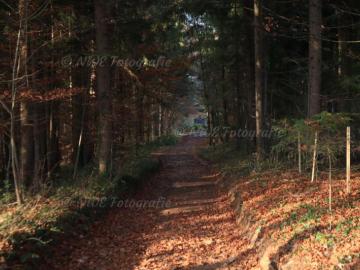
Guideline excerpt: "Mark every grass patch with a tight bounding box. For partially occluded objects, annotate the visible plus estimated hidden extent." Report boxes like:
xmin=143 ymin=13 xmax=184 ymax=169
xmin=315 ymin=232 xmax=336 ymax=248
xmin=336 ymin=217 xmax=360 ymax=236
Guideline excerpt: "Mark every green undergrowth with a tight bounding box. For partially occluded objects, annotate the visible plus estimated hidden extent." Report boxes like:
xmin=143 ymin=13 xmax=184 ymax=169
xmin=199 ymin=141 xmax=282 ymax=176
xmin=0 ymin=135 xmax=178 ymax=268
xmin=199 ymin=142 xmax=252 ymax=176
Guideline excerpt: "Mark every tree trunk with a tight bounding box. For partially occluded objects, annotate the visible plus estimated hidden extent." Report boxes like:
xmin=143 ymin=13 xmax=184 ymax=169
xmin=72 ymin=94 xmax=83 ymax=164
xmin=136 ymin=89 xmax=145 ymax=144
xmin=19 ymin=0 xmax=34 ymax=189
xmin=158 ymin=102 xmax=163 ymax=137
xmin=9 ymin=12 xmax=24 ymax=204
xmin=46 ymin=4 xmax=60 ymax=178
xmin=222 ymin=65 xmax=229 ymax=142
xmin=308 ymin=0 xmax=322 ymax=117
xmin=94 ymin=0 xmax=112 ymax=174
xmin=254 ymin=0 xmax=264 ymax=160
xmin=337 ymin=11 xmax=350 ymax=112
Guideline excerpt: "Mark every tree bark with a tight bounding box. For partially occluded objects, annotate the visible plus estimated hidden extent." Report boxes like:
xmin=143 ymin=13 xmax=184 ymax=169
xmin=46 ymin=3 xmax=60 ymax=178
xmin=94 ymin=0 xmax=112 ymax=174
xmin=308 ymin=0 xmax=322 ymax=117
xmin=337 ymin=11 xmax=350 ymax=112
xmin=9 ymin=13 xmax=24 ymax=204
xmin=46 ymin=101 xmax=60 ymax=177
xmin=19 ymin=0 xmax=34 ymax=189
xmin=136 ymin=89 xmax=145 ymax=144
xmin=254 ymin=0 xmax=264 ymax=160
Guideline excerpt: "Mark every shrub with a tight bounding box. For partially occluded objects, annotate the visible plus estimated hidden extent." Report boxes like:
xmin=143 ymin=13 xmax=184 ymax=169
xmin=271 ymin=112 xmax=356 ymax=170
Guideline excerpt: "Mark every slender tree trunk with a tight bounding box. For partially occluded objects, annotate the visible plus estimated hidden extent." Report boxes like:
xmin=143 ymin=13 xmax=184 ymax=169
xmin=46 ymin=102 xmax=60 ymax=177
xmin=136 ymin=89 xmax=145 ymax=144
xmin=10 ymin=24 xmax=23 ymax=204
xmin=235 ymin=15 xmax=243 ymax=148
xmin=337 ymin=11 xmax=350 ymax=112
xmin=0 ymin=112 xmax=6 ymax=179
xmin=222 ymin=65 xmax=229 ymax=142
xmin=254 ymin=0 xmax=264 ymax=160
xmin=72 ymin=94 xmax=83 ymax=164
xmin=311 ymin=131 xmax=318 ymax=182
xmin=94 ymin=0 xmax=112 ymax=174
xmin=32 ymin=106 xmax=40 ymax=189
xmin=308 ymin=0 xmax=322 ymax=117
xmin=151 ymin=100 xmax=156 ymax=141
xmin=73 ymin=99 xmax=86 ymax=180
xmin=145 ymin=97 xmax=152 ymax=143
xmin=346 ymin=126 xmax=351 ymax=194
xmin=298 ymin=132 xmax=302 ymax=174
xmin=199 ymin=50 xmax=213 ymax=146
xmin=19 ymin=0 xmax=34 ymax=189
xmin=158 ymin=102 xmax=163 ymax=137
xmin=46 ymin=3 xmax=60 ymax=177
xmin=210 ymin=109 xmax=217 ymax=145
xmin=328 ymin=148 xmax=332 ymax=212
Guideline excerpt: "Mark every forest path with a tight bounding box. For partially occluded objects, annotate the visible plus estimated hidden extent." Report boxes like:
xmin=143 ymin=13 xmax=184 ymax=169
xmin=45 ymin=136 xmax=246 ymax=270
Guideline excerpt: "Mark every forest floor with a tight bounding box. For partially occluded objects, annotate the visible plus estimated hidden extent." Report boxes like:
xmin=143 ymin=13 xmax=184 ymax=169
xmin=40 ymin=136 xmax=360 ymax=270
xmin=40 ymin=136 xmax=247 ymax=269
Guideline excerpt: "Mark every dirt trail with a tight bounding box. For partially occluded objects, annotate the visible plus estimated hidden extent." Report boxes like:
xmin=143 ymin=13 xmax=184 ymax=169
xmin=44 ymin=137 xmax=247 ymax=270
